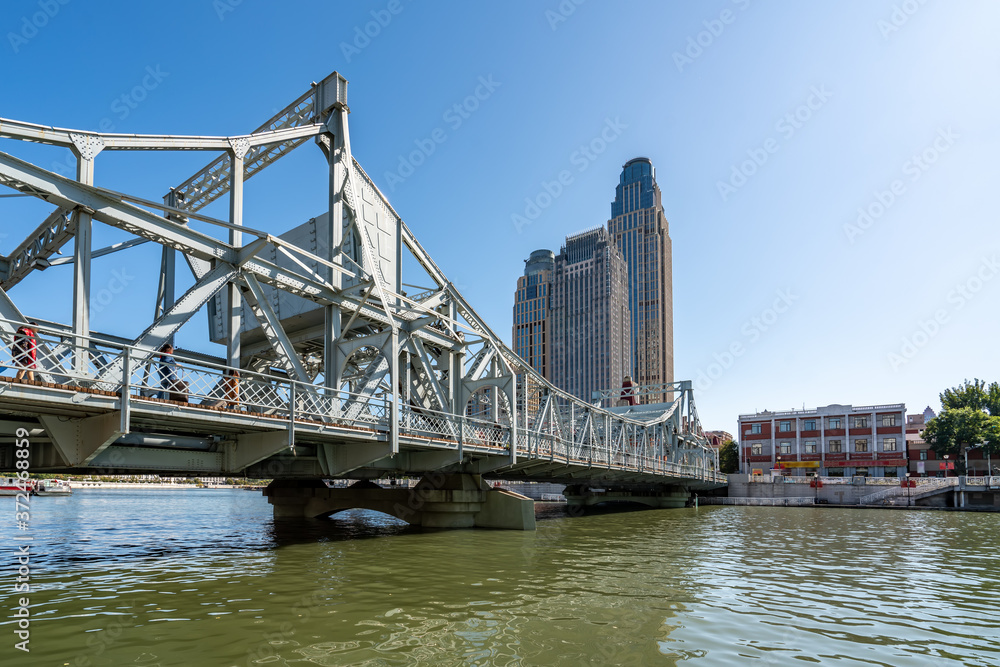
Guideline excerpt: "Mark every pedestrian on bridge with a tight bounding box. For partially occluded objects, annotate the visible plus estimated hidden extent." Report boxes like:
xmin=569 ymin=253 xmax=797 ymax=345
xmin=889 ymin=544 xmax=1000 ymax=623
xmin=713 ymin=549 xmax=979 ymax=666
xmin=202 ymin=368 xmax=240 ymax=409
xmin=224 ymin=368 xmax=240 ymax=409
xmin=13 ymin=322 xmax=38 ymax=382
xmin=158 ymin=343 xmax=186 ymax=401
xmin=620 ymin=375 xmax=637 ymax=406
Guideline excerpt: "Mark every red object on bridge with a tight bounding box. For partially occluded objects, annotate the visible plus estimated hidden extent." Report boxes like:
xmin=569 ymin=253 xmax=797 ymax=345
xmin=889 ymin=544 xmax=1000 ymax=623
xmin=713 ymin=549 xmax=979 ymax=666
xmin=620 ymin=377 xmax=637 ymax=406
xmin=901 ymin=480 xmax=916 ymax=488
xmin=809 ymin=479 xmax=823 ymax=488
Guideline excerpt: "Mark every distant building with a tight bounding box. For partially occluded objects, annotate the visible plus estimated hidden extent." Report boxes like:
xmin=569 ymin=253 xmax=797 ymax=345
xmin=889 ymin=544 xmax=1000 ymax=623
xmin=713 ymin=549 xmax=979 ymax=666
xmin=906 ymin=408 xmax=940 ymax=477
xmin=513 ymin=249 xmax=555 ymax=380
xmin=549 ymin=227 xmax=631 ymax=406
xmin=513 ymin=229 xmax=631 ymax=407
xmin=739 ymin=403 xmax=908 ymax=477
xmin=513 ymin=156 xmax=672 ymax=405
xmin=704 ymin=430 xmax=734 ymax=449
xmin=608 ymin=158 xmax=673 ymax=402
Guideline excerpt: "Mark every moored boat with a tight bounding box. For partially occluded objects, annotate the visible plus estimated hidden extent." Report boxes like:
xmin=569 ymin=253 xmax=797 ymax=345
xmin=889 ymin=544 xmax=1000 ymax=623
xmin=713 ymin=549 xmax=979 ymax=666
xmin=0 ymin=476 xmax=29 ymax=496
xmin=34 ymin=479 xmax=73 ymax=495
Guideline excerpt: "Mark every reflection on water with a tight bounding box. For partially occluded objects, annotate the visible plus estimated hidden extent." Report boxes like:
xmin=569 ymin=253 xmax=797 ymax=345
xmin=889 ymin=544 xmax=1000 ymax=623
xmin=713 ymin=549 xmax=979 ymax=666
xmin=1 ymin=490 xmax=998 ymax=666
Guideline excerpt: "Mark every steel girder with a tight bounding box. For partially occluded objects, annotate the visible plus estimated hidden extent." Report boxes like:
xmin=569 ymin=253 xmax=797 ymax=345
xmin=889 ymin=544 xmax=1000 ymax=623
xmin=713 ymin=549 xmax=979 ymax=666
xmin=0 ymin=116 xmax=322 ymax=153
xmin=238 ymin=273 xmax=311 ymax=383
xmin=1 ymin=208 xmax=74 ymax=288
xmin=0 ymin=150 xmax=427 ymax=336
xmin=0 ymin=150 xmax=232 ymax=261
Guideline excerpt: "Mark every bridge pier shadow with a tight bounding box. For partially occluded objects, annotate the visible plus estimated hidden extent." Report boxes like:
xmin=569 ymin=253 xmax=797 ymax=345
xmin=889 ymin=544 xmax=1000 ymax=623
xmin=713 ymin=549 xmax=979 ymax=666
xmin=563 ymin=484 xmax=691 ymax=510
xmin=263 ymin=474 xmax=537 ymax=530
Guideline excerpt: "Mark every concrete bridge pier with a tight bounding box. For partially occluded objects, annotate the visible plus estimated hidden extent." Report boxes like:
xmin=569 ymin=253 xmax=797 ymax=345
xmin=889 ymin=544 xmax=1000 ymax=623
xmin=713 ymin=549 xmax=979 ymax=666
xmin=563 ymin=484 xmax=690 ymax=510
xmin=263 ymin=474 xmax=536 ymax=530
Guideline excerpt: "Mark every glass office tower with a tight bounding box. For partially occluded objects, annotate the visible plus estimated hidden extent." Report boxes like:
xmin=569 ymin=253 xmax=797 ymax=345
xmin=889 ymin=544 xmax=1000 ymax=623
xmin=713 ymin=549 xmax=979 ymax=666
xmin=607 ymin=158 xmax=674 ymax=403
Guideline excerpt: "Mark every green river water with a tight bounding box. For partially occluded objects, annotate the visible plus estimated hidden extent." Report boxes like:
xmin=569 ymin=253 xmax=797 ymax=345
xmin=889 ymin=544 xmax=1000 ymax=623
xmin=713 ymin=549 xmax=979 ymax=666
xmin=2 ymin=489 xmax=998 ymax=666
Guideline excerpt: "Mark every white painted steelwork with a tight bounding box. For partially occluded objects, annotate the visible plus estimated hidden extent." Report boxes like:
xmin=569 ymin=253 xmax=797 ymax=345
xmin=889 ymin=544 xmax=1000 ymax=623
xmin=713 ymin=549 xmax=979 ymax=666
xmin=0 ymin=72 xmax=722 ymax=489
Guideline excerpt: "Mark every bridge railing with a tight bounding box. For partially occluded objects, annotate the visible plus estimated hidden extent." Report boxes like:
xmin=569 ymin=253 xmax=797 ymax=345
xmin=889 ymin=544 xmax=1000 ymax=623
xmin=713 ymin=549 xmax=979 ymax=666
xmin=0 ymin=321 xmax=389 ymax=429
xmin=0 ymin=321 xmax=726 ymax=483
xmin=514 ymin=427 xmax=724 ymax=483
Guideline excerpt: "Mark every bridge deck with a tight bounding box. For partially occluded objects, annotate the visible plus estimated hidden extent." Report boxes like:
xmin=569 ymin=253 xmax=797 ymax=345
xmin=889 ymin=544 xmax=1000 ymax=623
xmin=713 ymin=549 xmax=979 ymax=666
xmin=0 ymin=371 xmax=724 ymax=488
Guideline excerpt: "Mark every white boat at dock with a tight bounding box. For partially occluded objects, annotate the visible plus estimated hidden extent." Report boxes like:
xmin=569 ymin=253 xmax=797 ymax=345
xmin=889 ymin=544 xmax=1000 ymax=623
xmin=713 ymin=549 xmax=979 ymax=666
xmin=34 ymin=479 xmax=73 ymax=495
xmin=0 ymin=477 xmax=73 ymax=496
xmin=0 ymin=476 xmax=28 ymax=496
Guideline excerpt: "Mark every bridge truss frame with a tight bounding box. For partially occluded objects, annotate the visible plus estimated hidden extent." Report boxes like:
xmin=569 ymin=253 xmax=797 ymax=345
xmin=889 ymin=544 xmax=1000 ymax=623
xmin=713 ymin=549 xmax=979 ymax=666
xmin=0 ymin=71 xmax=723 ymax=488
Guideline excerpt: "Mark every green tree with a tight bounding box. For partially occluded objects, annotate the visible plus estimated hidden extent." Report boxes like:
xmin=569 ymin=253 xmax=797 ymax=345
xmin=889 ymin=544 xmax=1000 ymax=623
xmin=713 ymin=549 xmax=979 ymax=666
xmin=940 ymin=378 xmax=1000 ymax=415
xmin=924 ymin=406 xmax=1000 ymax=473
xmin=719 ymin=440 xmax=739 ymax=474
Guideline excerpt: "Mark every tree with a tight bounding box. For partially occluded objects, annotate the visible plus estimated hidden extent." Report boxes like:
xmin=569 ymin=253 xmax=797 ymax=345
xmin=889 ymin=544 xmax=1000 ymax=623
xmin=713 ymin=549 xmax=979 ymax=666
xmin=923 ymin=407 xmax=1000 ymax=473
xmin=719 ymin=440 xmax=739 ymax=474
xmin=940 ymin=378 xmax=1000 ymax=416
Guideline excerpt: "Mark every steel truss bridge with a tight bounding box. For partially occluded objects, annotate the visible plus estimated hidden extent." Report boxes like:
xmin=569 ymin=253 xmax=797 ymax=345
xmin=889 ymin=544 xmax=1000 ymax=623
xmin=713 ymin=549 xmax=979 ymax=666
xmin=0 ymin=72 xmax=723 ymax=523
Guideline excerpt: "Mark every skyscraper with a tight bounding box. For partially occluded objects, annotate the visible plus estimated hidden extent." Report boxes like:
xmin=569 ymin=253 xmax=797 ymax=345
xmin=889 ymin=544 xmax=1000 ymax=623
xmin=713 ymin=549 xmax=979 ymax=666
xmin=607 ymin=157 xmax=673 ymax=402
xmin=512 ymin=249 xmax=554 ymax=381
xmin=549 ymin=227 xmax=631 ymax=406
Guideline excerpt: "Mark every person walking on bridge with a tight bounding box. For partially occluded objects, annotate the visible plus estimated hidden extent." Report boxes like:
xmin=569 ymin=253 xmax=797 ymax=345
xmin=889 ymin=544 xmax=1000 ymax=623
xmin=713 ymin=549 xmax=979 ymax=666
xmin=158 ymin=343 xmax=179 ymax=399
xmin=13 ymin=322 xmax=38 ymax=382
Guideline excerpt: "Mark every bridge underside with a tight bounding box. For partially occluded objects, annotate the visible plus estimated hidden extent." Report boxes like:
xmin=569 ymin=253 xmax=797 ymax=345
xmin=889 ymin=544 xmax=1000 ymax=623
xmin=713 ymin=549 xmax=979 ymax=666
xmin=265 ymin=475 xmax=537 ymax=530
xmin=562 ymin=484 xmax=692 ymax=510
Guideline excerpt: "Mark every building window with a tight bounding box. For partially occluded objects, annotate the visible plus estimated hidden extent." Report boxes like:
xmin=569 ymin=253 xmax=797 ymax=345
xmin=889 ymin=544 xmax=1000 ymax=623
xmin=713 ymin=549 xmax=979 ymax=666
xmin=883 ymin=438 xmax=897 ymax=452
xmin=881 ymin=415 xmax=897 ymax=427
xmin=852 ymin=417 xmax=869 ymax=428
xmin=829 ymin=418 xmax=842 ymax=429
xmin=829 ymin=440 xmax=842 ymax=453
xmin=919 ymin=450 xmax=927 ymax=461
xmin=803 ymin=420 xmax=817 ymax=431
xmin=779 ymin=421 xmax=791 ymax=432
xmin=804 ymin=441 xmax=817 ymax=453
xmin=855 ymin=439 xmax=868 ymax=453
xmin=779 ymin=442 xmax=791 ymax=454
xmin=854 ymin=467 xmax=869 ymax=478
xmin=751 ymin=444 xmax=762 ymax=455
xmin=750 ymin=423 xmax=761 ymax=435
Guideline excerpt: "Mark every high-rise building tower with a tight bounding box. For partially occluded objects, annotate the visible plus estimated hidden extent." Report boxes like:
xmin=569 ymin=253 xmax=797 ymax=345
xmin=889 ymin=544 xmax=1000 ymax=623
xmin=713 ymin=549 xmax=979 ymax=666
xmin=607 ymin=157 xmax=673 ymax=402
xmin=549 ymin=227 xmax=631 ymax=406
xmin=512 ymin=249 xmax=554 ymax=381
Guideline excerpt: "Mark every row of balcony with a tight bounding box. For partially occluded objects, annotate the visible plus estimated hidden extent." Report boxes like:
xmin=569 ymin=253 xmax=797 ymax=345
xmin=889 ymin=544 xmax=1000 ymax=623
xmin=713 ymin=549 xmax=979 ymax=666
xmin=743 ymin=426 xmax=904 ymax=439
xmin=746 ymin=453 xmax=907 ymax=462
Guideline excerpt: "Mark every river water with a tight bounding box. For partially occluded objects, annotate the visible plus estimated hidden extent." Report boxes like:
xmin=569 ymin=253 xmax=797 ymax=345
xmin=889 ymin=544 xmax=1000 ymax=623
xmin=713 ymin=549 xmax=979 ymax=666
xmin=2 ymin=489 xmax=998 ymax=666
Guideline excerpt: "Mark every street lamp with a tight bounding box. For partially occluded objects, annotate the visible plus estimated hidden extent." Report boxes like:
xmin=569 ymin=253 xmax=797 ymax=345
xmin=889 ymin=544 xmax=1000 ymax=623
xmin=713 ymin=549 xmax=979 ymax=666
xmin=906 ymin=472 xmax=911 ymax=507
xmin=965 ymin=443 xmax=984 ymax=478
xmin=943 ymin=454 xmax=950 ymax=477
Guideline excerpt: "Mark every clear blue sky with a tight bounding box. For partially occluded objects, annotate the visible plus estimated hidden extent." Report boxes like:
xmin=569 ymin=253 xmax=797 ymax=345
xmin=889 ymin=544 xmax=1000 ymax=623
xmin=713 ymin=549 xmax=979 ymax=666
xmin=2 ymin=0 xmax=998 ymax=437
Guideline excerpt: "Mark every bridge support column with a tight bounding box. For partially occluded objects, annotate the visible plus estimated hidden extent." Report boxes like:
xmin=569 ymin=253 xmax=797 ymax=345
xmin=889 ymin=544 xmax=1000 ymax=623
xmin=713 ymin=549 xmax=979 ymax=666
xmin=263 ymin=474 xmax=536 ymax=530
xmin=563 ymin=484 xmax=691 ymax=510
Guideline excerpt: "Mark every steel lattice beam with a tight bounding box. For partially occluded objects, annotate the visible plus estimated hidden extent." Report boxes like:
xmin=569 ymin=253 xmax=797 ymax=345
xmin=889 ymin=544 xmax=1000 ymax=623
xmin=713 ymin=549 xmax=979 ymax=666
xmin=239 ymin=273 xmax=311 ymax=383
xmin=1 ymin=208 xmax=74 ymax=289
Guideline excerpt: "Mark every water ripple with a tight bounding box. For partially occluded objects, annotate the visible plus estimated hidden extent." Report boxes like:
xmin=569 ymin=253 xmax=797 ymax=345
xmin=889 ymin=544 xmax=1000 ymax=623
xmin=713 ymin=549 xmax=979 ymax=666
xmin=2 ymin=494 xmax=999 ymax=665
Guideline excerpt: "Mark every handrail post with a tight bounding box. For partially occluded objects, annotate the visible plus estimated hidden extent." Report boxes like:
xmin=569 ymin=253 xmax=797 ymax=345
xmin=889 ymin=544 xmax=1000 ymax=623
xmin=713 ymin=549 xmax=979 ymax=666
xmin=120 ymin=346 xmax=131 ymax=435
xmin=288 ymin=381 xmax=296 ymax=449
